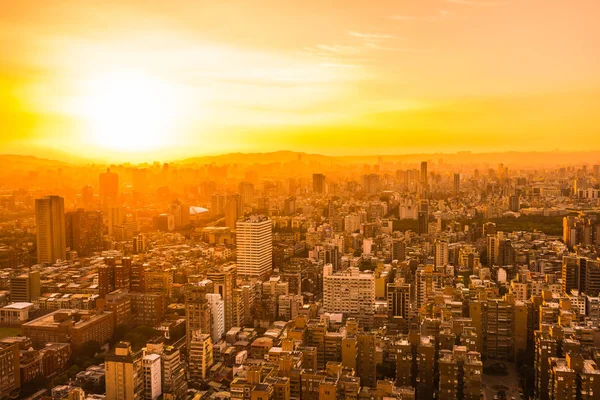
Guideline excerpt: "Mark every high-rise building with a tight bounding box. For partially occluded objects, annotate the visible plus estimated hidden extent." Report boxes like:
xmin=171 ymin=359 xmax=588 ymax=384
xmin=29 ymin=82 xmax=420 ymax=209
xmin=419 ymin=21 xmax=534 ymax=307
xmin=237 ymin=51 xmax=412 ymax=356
xmin=142 ymin=354 xmax=162 ymax=400
xmin=486 ymin=235 xmax=499 ymax=267
xmin=416 ymin=265 xmax=443 ymax=308
xmin=435 ymin=240 xmax=449 ymax=267
xmin=188 ymin=332 xmax=213 ymax=381
xmin=65 ymin=209 xmax=104 ymax=256
xmin=313 ymin=174 xmax=326 ymax=194
xmin=387 ymin=281 xmax=410 ymax=319
xmin=81 ymin=185 xmax=94 ymax=208
xmin=362 ymin=174 xmax=380 ymax=195
xmin=206 ymin=263 xmax=237 ymax=331
xmin=133 ymin=233 xmax=146 ymax=254
xmin=105 ymin=342 xmax=144 ymax=400
xmin=160 ymin=346 xmax=187 ymax=398
xmin=35 ymin=195 xmax=66 ymax=264
xmin=453 ymin=173 xmax=460 ymax=194
xmin=418 ymin=200 xmax=429 ymax=235
xmin=236 ymin=215 xmax=273 ymax=280
xmin=357 ymin=332 xmax=377 ymax=388
xmin=225 ymin=194 xmax=241 ymax=231
xmin=238 ymin=181 xmax=255 ymax=208
xmin=98 ymin=257 xmax=130 ymax=298
xmin=205 ymin=293 xmax=225 ymax=344
xmin=10 ymin=271 xmax=40 ymax=302
xmin=509 ymin=195 xmax=520 ymax=212
xmin=420 ymin=161 xmax=428 ymax=190
xmin=391 ymin=238 xmax=406 ymax=262
xmin=168 ymin=200 xmax=190 ymax=229
xmin=107 ymin=206 xmax=124 ymax=237
xmin=417 ymin=336 xmax=435 ymax=400
xmin=284 ymin=197 xmax=296 ymax=215
xmin=562 ymin=256 xmax=580 ymax=295
xmin=0 ymin=343 xmax=20 ymax=398
xmin=99 ymin=168 xmax=119 ymax=208
xmin=185 ymin=280 xmax=214 ymax=350
xmin=323 ymin=268 xmax=375 ymax=327
xmin=211 ymin=194 xmax=226 ymax=215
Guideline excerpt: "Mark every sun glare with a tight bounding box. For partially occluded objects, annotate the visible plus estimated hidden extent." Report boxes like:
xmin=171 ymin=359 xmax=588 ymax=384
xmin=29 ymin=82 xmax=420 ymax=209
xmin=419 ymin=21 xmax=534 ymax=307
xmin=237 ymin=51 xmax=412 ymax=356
xmin=79 ymin=70 xmax=177 ymax=152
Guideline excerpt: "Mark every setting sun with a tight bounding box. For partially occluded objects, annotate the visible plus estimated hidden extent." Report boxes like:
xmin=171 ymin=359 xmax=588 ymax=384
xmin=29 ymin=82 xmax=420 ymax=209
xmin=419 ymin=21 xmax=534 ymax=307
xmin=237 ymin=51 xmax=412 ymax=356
xmin=77 ymin=70 xmax=177 ymax=152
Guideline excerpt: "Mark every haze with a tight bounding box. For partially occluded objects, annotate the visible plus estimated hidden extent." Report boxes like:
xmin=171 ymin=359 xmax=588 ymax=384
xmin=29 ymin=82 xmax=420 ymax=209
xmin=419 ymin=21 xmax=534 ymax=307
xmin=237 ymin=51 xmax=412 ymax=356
xmin=1 ymin=0 xmax=599 ymax=162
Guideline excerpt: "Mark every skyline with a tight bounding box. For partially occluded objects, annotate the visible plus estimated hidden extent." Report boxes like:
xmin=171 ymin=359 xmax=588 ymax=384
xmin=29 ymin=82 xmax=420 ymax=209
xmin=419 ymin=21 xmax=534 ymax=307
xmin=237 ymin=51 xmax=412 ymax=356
xmin=1 ymin=0 xmax=600 ymax=162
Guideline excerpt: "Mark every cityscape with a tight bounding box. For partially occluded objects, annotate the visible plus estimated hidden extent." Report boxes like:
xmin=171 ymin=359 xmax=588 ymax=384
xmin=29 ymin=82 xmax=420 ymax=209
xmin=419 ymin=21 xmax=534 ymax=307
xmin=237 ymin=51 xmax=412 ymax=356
xmin=1 ymin=1 xmax=600 ymax=400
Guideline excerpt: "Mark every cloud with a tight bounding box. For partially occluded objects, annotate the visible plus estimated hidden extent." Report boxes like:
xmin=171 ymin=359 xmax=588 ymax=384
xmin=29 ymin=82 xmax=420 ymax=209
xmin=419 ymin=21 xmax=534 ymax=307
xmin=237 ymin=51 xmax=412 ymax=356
xmin=348 ymin=31 xmax=398 ymax=41
xmin=388 ymin=10 xmax=449 ymax=22
xmin=314 ymin=44 xmax=362 ymax=55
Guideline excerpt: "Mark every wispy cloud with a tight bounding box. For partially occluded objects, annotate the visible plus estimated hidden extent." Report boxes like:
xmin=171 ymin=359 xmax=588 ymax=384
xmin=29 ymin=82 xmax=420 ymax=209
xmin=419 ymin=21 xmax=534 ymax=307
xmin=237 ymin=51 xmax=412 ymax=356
xmin=314 ymin=44 xmax=362 ymax=55
xmin=348 ymin=31 xmax=398 ymax=41
xmin=444 ymin=0 xmax=507 ymax=6
xmin=388 ymin=10 xmax=449 ymax=22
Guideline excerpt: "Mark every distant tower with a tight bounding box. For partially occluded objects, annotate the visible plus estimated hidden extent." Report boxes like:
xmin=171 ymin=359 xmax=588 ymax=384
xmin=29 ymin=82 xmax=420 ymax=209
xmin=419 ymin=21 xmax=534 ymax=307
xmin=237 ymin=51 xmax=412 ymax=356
xmin=35 ymin=195 xmax=66 ymax=264
xmin=238 ymin=182 xmax=255 ymax=208
xmin=99 ymin=168 xmax=119 ymax=208
xmin=420 ymin=161 xmax=428 ymax=189
xmin=225 ymin=194 xmax=241 ymax=231
xmin=453 ymin=173 xmax=460 ymax=194
xmin=313 ymin=173 xmax=326 ymax=194
xmin=418 ymin=199 xmax=429 ymax=235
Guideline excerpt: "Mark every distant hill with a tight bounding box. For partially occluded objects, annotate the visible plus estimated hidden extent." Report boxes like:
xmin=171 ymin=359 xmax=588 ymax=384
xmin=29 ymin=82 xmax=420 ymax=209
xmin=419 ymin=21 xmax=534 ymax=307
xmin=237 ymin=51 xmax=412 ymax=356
xmin=2 ymin=149 xmax=600 ymax=169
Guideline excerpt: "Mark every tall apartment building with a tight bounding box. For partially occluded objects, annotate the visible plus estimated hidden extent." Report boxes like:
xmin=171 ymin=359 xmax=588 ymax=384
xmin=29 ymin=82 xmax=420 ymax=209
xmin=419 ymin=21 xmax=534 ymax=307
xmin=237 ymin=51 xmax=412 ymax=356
xmin=453 ymin=173 xmax=460 ymax=194
xmin=188 ymin=332 xmax=213 ymax=381
xmin=416 ymin=336 xmax=435 ymax=400
xmin=99 ymin=168 xmax=119 ymax=208
xmin=225 ymin=194 xmax=241 ymax=231
xmin=207 ymin=263 xmax=237 ymax=331
xmin=65 ymin=209 xmax=104 ymax=256
xmin=238 ymin=181 xmax=255 ymax=207
xmin=0 ymin=343 xmax=20 ymax=398
xmin=312 ymin=174 xmax=326 ymax=194
xmin=236 ymin=215 xmax=272 ymax=280
xmin=35 ymin=195 xmax=66 ymax=264
xmin=487 ymin=235 xmax=499 ymax=267
xmin=357 ymin=332 xmax=377 ymax=388
xmin=416 ymin=265 xmax=443 ymax=308
xmin=161 ymin=346 xmax=187 ymax=398
xmin=142 ymin=353 xmax=162 ymax=400
xmin=420 ymin=161 xmax=428 ymax=189
xmin=561 ymin=256 xmax=600 ymax=296
xmin=418 ymin=200 xmax=429 ymax=235
xmin=168 ymin=200 xmax=190 ymax=229
xmin=391 ymin=238 xmax=406 ymax=262
xmin=105 ymin=342 xmax=144 ymax=400
xmin=98 ymin=257 xmax=130 ymax=298
xmin=205 ymin=293 xmax=225 ymax=344
xmin=185 ymin=280 xmax=214 ymax=350
xmin=323 ymin=268 xmax=375 ymax=326
xmin=438 ymin=346 xmax=483 ymax=400
xmin=435 ymin=240 xmax=449 ymax=267
xmin=387 ymin=281 xmax=411 ymax=332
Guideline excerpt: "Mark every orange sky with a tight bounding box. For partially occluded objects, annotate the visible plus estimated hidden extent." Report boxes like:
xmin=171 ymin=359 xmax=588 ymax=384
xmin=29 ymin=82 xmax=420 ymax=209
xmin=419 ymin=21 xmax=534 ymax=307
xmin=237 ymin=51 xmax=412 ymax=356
xmin=1 ymin=0 xmax=599 ymax=161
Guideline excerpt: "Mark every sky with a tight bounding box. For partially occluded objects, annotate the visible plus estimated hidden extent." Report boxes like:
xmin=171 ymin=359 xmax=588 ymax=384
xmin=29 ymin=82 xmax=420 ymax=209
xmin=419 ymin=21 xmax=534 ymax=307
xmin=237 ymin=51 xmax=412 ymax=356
xmin=1 ymin=0 xmax=599 ymax=162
